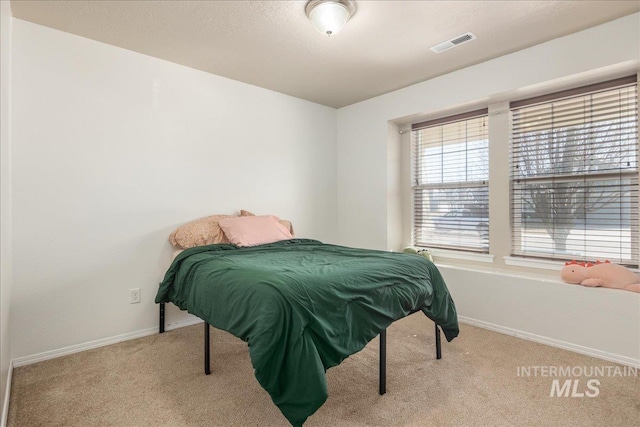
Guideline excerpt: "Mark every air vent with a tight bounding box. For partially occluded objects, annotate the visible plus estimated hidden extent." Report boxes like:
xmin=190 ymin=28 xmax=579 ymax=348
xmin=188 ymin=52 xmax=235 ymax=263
xmin=430 ymin=32 xmax=477 ymax=53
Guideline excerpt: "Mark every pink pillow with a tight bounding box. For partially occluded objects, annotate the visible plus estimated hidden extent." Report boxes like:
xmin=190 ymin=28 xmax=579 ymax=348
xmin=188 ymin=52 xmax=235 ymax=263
xmin=240 ymin=209 xmax=295 ymax=236
xmin=218 ymin=215 xmax=294 ymax=247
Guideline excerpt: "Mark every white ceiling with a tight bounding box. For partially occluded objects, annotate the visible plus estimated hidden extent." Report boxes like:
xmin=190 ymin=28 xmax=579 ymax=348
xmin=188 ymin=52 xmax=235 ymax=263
xmin=10 ymin=0 xmax=640 ymax=108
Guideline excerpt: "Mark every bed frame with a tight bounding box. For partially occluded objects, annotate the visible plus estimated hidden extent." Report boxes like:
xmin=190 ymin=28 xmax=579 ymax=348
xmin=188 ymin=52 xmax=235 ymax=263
xmin=158 ymin=302 xmax=442 ymax=395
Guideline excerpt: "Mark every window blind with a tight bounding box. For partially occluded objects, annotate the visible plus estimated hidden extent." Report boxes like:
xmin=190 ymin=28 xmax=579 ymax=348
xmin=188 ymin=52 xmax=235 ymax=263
xmin=412 ymin=109 xmax=489 ymax=252
xmin=510 ymin=76 xmax=638 ymax=265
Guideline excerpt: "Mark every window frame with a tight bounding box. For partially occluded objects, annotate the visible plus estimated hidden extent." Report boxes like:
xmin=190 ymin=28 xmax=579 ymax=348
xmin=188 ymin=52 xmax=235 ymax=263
xmin=508 ymin=75 xmax=639 ymax=266
xmin=411 ymin=108 xmax=490 ymax=253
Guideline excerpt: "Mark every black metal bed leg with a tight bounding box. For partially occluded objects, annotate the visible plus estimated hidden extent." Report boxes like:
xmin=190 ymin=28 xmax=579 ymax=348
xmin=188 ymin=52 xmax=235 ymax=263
xmin=159 ymin=303 xmax=165 ymax=333
xmin=435 ymin=324 xmax=442 ymax=360
xmin=204 ymin=322 xmax=211 ymax=375
xmin=379 ymin=328 xmax=386 ymax=395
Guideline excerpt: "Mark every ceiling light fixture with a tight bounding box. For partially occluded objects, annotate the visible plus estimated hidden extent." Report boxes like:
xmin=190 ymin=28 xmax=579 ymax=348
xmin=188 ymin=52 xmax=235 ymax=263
xmin=306 ymin=0 xmax=356 ymax=36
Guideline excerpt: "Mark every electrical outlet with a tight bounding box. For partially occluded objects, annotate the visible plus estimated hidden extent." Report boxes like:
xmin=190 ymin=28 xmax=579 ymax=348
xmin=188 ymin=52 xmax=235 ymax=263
xmin=130 ymin=288 xmax=141 ymax=304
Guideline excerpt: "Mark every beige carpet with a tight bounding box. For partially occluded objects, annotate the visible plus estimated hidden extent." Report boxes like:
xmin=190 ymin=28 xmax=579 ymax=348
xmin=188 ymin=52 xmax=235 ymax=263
xmin=8 ymin=315 xmax=640 ymax=426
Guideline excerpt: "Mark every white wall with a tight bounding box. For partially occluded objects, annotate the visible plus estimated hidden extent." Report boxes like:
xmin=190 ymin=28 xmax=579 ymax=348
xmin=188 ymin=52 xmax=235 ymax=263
xmin=0 ymin=0 xmax=12 ymax=420
xmin=386 ymin=123 xmax=403 ymax=252
xmin=10 ymin=19 xmax=337 ymax=360
xmin=336 ymin=14 xmax=640 ymax=365
xmin=443 ymin=266 xmax=640 ymax=366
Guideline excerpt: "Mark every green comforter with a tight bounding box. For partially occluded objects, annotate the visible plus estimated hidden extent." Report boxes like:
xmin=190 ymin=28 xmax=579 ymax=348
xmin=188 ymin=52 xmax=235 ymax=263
xmin=155 ymin=239 xmax=459 ymax=426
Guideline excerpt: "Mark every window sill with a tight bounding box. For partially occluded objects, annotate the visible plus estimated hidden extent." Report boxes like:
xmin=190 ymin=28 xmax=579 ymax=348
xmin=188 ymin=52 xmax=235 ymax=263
xmin=504 ymin=256 xmax=640 ymax=274
xmin=503 ymin=256 xmax=565 ymax=271
xmin=417 ymin=247 xmax=495 ymax=263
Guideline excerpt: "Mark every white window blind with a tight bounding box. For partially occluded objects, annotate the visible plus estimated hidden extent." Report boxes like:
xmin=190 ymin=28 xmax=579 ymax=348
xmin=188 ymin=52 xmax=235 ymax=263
xmin=510 ymin=76 xmax=639 ymax=265
xmin=412 ymin=109 xmax=489 ymax=252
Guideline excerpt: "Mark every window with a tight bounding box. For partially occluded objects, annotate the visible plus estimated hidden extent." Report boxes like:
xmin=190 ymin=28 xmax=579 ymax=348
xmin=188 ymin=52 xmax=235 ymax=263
xmin=510 ymin=76 xmax=638 ymax=265
xmin=411 ymin=109 xmax=489 ymax=252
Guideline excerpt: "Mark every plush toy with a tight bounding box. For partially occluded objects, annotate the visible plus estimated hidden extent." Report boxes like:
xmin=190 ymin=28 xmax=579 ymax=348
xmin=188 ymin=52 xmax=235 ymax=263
xmin=560 ymin=260 xmax=640 ymax=293
xmin=402 ymin=246 xmax=434 ymax=262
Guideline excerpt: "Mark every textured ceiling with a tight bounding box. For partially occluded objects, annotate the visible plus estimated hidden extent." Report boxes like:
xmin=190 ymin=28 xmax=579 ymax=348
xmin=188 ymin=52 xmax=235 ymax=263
xmin=10 ymin=1 xmax=640 ymax=108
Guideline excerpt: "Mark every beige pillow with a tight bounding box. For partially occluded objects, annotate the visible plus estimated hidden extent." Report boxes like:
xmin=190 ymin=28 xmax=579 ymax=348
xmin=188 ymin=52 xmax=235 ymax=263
xmin=240 ymin=210 xmax=295 ymax=236
xmin=169 ymin=214 xmax=235 ymax=249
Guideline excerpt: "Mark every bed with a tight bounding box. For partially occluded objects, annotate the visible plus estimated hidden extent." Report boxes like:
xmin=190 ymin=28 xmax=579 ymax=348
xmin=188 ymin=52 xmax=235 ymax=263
xmin=155 ymin=216 xmax=459 ymax=426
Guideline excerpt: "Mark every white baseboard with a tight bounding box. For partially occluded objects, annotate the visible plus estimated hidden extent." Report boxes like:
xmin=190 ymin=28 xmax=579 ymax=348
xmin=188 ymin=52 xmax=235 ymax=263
xmin=12 ymin=317 xmax=203 ymax=368
xmin=10 ymin=312 xmax=638 ymax=377
xmin=1 ymin=360 xmax=12 ymax=427
xmin=458 ymin=315 xmax=640 ymax=369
